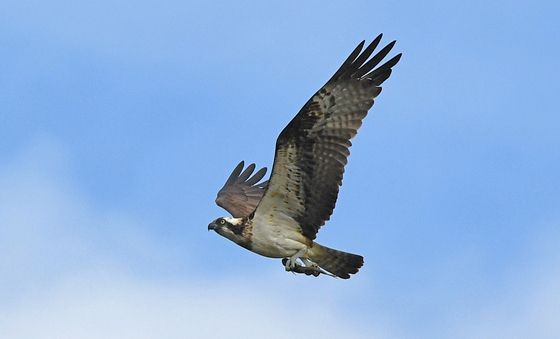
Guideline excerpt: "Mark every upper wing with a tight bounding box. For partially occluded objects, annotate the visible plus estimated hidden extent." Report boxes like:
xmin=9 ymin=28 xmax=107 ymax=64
xmin=254 ymin=34 xmax=401 ymax=240
xmin=215 ymin=161 xmax=268 ymax=218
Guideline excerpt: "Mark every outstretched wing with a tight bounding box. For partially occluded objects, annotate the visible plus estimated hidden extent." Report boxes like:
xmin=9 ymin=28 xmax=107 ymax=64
xmin=254 ymin=34 xmax=401 ymax=240
xmin=216 ymin=161 xmax=268 ymax=218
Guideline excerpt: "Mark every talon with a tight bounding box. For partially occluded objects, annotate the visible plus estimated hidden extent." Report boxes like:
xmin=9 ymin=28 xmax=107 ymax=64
xmin=283 ymin=257 xmax=299 ymax=270
xmin=282 ymin=248 xmax=313 ymax=275
xmin=282 ymin=258 xmax=293 ymax=271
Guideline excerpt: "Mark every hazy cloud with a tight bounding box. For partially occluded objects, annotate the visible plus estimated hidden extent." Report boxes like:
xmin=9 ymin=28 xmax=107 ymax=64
xmin=0 ymin=140 xmax=389 ymax=339
xmin=2 ymin=140 xmax=557 ymax=339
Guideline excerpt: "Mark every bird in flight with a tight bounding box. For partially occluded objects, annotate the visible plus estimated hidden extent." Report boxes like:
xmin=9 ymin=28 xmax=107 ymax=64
xmin=208 ymin=34 xmax=401 ymax=279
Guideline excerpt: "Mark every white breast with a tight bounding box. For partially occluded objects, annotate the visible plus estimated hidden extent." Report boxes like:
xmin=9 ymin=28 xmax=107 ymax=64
xmin=250 ymin=211 xmax=308 ymax=258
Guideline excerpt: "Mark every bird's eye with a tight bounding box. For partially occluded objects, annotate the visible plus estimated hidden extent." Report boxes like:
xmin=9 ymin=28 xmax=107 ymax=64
xmin=219 ymin=219 xmax=226 ymax=225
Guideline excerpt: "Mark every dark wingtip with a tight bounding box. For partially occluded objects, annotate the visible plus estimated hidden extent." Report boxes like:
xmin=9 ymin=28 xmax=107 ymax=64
xmin=245 ymin=166 xmax=268 ymax=185
xmin=223 ymin=161 xmax=245 ymax=186
xmin=238 ymin=163 xmax=256 ymax=182
xmin=234 ymin=161 xmax=245 ymax=175
xmin=234 ymin=160 xmax=245 ymax=173
xmin=352 ymin=37 xmax=399 ymax=79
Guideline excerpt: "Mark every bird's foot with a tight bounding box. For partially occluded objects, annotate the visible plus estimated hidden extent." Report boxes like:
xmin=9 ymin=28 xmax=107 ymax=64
xmin=283 ymin=248 xmax=307 ymax=270
xmin=283 ymin=257 xmax=298 ymax=270
xmin=282 ymin=258 xmax=321 ymax=277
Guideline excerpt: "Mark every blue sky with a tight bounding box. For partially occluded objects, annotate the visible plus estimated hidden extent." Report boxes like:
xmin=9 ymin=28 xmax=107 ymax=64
xmin=1 ymin=1 xmax=559 ymax=338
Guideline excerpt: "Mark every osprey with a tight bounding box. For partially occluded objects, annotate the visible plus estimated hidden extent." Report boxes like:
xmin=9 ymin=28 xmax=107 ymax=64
xmin=208 ymin=34 xmax=401 ymax=279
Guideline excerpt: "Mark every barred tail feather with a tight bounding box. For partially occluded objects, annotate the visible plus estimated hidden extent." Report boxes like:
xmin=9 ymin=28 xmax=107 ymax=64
xmin=308 ymin=242 xmax=364 ymax=279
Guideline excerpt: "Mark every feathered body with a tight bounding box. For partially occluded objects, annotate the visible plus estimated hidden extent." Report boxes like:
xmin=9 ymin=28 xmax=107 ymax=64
xmin=208 ymin=34 xmax=401 ymax=279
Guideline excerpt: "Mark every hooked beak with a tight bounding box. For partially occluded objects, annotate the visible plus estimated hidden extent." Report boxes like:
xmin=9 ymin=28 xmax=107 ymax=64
xmin=208 ymin=222 xmax=217 ymax=231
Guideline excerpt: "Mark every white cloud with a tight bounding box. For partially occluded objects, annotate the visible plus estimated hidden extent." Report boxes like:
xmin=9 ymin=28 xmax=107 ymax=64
xmin=3 ymin=271 xmax=383 ymax=339
xmin=5 ymin=139 xmax=558 ymax=339
xmin=0 ymin=140 xmax=389 ymax=339
xmin=0 ymin=270 xmax=387 ymax=339
xmin=0 ymin=140 xmax=166 ymax=291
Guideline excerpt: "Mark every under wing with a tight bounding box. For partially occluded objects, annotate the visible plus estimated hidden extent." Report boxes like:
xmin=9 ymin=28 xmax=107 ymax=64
xmin=253 ymin=34 xmax=401 ymax=239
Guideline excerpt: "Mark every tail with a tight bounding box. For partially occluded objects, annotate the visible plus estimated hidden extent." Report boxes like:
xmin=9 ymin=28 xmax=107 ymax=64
xmin=307 ymin=242 xmax=364 ymax=279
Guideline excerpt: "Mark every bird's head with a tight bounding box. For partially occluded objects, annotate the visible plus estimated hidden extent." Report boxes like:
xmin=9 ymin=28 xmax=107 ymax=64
xmin=208 ymin=217 xmax=248 ymax=245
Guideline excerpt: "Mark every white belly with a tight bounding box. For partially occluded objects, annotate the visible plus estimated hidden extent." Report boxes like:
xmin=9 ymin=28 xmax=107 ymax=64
xmin=250 ymin=214 xmax=309 ymax=258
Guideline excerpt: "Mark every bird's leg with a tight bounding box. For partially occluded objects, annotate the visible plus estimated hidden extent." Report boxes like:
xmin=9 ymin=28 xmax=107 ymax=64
xmin=284 ymin=247 xmax=308 ymax=270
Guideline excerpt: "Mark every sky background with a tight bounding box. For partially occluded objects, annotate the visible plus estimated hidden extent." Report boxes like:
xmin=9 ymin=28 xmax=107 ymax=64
xmin=1 ymin=1 xmax=559 ymax=338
